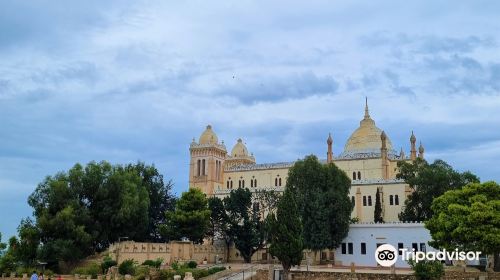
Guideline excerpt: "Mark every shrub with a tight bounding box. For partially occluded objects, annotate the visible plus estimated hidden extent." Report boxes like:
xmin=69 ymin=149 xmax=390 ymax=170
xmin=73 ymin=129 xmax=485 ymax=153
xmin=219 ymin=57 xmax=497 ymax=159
xmin=186 ymin=261 xmax=197 ymax=269
xmin=71 ymin=262 xmax=101 ymax=279
xmin=408 ymin=259 xmax=444 ymax=280
xmin=207 ymin=266 xmax=225 ymax=274
xmin=118 ymin=259 xmax=137 ymax=276
xmin=170 ymin=261 xmax=179 ymax=270
xmin=101 ymin=256 xmax=117 ymax=273
xmin=142 ymin=258 xmax=162 ymax=268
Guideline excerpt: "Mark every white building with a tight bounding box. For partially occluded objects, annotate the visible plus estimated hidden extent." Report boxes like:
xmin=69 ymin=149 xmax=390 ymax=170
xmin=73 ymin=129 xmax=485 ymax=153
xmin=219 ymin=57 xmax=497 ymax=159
xmin=335 ymin=222 xmax=438 ymax=268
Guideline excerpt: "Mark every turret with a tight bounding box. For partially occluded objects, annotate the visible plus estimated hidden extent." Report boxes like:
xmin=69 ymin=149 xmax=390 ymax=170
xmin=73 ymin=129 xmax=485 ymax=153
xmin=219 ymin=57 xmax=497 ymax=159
xmin=418 ymin=142 xmax=425 ymax=159
xmin=410 ymin=131 xmax=417 ymax=160
xmin=327 ymin=133 xmax=333 ymax=163
xmin=381 ymin=131 xmax=389 ymax=179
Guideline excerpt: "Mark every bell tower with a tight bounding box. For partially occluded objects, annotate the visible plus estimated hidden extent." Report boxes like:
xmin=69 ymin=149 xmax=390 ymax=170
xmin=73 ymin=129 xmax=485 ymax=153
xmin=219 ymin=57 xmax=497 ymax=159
xmin=189 ymin=125 xmax=227 ymax=196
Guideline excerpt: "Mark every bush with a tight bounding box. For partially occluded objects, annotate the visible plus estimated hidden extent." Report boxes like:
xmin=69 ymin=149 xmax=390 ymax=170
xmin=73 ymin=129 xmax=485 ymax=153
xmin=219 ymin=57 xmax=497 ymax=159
xmin=186 ymin=261 xmax=197 ymax=269
xmin=142 ymin=258 xmax=162 ymax=268
xmin=101 ymin=256 xmax=117 ymax=273
xmin=207 ymin=266 xmax=225 ymax=274
xmin=118 ymin=259 xmax=137 ymax=276
xmin=71 ymin=262 xmax=101 ymax=279
xmin=408 ymin=259 xmax=444 ymax=280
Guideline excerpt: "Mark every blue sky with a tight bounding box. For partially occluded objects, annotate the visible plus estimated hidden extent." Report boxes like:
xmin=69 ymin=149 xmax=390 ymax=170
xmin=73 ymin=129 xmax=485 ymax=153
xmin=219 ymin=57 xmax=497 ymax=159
xmin=1 ymin=0 xmax=500 ymax=240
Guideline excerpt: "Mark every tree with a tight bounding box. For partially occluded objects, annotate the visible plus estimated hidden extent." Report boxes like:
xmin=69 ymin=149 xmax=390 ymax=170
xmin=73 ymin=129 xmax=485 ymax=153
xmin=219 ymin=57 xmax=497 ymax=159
xmin=253 ymin=189 xmax=281 ymax=216
xmin=224 ymin=188 xmax=266 ymax=263
xmin=287 ymin=155 xmax=352 ymax=259
xmin=397 ymin=158 xmax=479 ymax=222
xmin=374 ymin=188 xmax=384 ymax=223
xmin=208 ymin=197 xmax=232 ymax=261
xmin=268 ymin=189 xmax=303 ymax=280
xmin=425 ymin=181 xmax=500 ymax=272
xmin=27 ymin=161 xmax=172 ymax=268
xmin=0 ymin=233 xmax=6 ymax=256
xmin=162 ymin=188 xmax=210 ymax=244
xmin=12 ymin=218 xmax=40 ymax=266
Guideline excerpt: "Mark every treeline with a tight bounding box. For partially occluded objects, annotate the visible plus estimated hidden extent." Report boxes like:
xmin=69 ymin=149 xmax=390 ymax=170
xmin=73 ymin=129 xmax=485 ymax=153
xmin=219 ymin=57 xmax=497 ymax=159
xmin=0 ymin=161 xmax=176 ymax=271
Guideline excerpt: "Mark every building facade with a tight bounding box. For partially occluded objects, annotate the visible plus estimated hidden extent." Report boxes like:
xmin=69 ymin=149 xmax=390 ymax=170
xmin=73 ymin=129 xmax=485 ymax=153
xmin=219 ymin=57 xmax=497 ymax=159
xmin=189 ymin=100 xmax=425 ymax=222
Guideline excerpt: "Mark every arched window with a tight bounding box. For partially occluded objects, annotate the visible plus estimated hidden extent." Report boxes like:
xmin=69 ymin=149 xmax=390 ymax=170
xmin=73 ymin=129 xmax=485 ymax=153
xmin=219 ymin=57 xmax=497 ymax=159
xmin=254 ymin=179 xmax=257 ymax=188
xmin=353 ymin=172 xmax=356 ymax=180
xmin=389 ymin=195 xmax=394 ymax=205
xmin=227 ymin=181 xmax=230 ymax=189
xmin=395 ymin=195 xmax=399 ymax=205
xmin=242 ymin=180 xmax=245 ymax=188
xmin=202 ymin=159 xmax=206 ymax=175
xmin=275 ymin=178 xmax=278 ymax=186
xmin=368 ymin=196 xmax=372 ymax=206
xmin=230 ymin=181 xmax=233 ymax=189
xmin=363 ymin=196 xmax=367 ymax=206
xmin=279 ymin=178 xmax=282 ymax=186
xmin=358 ymin=171 xmax=361 ymax=180
xmin=238 ymin=180 xmax=241 ymax=188
xmin=197 ymin=159 xmax=201 ymax=176
xmin=250 ymin=180 xmax=253 ymax=188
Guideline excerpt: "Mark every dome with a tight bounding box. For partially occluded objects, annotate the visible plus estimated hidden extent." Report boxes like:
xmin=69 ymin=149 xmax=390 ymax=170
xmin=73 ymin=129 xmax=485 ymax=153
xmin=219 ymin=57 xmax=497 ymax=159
xmin=199 ymin=125 xmax=218 ymax=144
xmin=231 ymin=138 xmax=249 ymax=157
xmin=343 ymin=100 xmax=393 ymax=153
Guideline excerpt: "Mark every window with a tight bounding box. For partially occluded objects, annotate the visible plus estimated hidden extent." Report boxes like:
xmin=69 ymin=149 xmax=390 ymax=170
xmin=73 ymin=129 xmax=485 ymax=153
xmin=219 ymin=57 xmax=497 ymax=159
xmin=238 ymin=180 xmax=242 ymax=188
xmin=348 ymin=243 xmax=353 ymax=255
xmin=420 ymin=243 xmax=426 ymax=253
xmin=353 ymin=172 xmax=356 ymax=180
xmin=351 ymin=196 xmax=355 ymax=206
xmin=361 ymin=243 xmax=366 ymax=255
xmin=230 ymin=181 xmax=233 ymax=189
xmin=202 ymin=159 xmax=206 ymax=175
xmin=368 ymin=196 xmax=372 ymax=206
xmin=197 ymin=159 xmax=201 ymax=176
xmin=389 ymin=195 xmax=394 ymax=205
xmin=254 ymin=179 xmax=257 ymax=188
xmin=242 ymin=180 xmax=245 ymax=188
xmin=363 ymin=196 xmax=367 ymax=206
xmin=395 ymin=195 xmax=399 ymax=205
xmin=226 ymin=181 xmax=230 ymax=189
xmin=275 ymin=178 xmax=278 ymax=186
xmin=398 ymin=243 xmax=404 ymax=255
xmin=412 ymin=243 xmax=418 ymax=252
xmin=250 ymin=179 xmax=253 ymax=188
xmin=279 ymin=178 xmax=282 ymax=186
xmin=341 ymin=243 xmax=346 ymax=254
xmin=358 ymin=171 xmax=361 ymax=180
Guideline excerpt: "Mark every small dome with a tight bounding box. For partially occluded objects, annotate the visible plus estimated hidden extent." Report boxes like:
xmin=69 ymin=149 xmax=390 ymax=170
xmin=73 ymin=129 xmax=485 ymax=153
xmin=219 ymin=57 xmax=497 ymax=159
xmin=231 ymin=138 xmax=249 ymax=157
xmin=199 ymin=125 xmax=218 ymax=144
xmin=410 ymin=131 xmax=416 ymax=142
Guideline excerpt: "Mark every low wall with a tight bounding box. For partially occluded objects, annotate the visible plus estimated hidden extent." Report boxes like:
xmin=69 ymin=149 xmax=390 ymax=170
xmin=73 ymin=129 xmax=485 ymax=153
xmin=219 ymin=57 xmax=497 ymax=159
xmin=254 ymin=269 xmax=500 ymax=280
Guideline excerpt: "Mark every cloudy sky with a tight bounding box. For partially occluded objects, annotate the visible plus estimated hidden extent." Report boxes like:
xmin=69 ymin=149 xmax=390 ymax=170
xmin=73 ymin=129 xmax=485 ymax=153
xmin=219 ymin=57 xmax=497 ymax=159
xmin=1 ymin=0 xmax=500 ymax=239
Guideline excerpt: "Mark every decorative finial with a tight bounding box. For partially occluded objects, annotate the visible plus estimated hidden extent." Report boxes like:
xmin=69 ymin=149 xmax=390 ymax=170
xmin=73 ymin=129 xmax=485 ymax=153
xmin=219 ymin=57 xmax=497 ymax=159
xmin=410 ymin=130 xmax=416 ymax=142
xmin=364 ymin=97 xmax=370 ymax=119
xmin=207 ymin=124 xmax=212 ymax=129
xmin=327 ymin=133 xmax=333 ymax=144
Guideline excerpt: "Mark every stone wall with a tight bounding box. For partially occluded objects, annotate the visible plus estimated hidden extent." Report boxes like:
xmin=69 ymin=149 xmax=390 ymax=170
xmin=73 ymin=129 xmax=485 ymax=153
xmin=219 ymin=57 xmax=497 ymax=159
xmin=254 ymin=270 xmax=500 ymax=280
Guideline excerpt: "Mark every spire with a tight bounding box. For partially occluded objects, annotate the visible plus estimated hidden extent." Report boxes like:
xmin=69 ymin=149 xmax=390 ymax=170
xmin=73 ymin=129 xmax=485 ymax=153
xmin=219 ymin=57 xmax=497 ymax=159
xmin=410 ymin=131 xmax=417 ymax=160
xmin=364 ymin=96 xmax=370 ymax=119
xmin=400 ymin=147 xmax=405 ymax=159
xmin=418 ymin=142 xmax=425 ymax=159
xmin=327 ymin=133 xmax=333 ymax=163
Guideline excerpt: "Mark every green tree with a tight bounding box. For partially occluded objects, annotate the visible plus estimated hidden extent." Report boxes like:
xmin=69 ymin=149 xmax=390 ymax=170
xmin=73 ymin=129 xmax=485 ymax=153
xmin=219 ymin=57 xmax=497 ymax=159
xmin=224 ymin=188 xmax=266 ymax=263
xmin=287 ymin=155 xmax=352 ymax=259
xmin=0 ymin=233 xmax=6 ymax=256
xmin=397 ymin=158 xmax=479 ymax=222
xmin=425 ymin=181 xmax=500 ymax=271
xmin=253 ymin=189 xmax=281 ymax=216
xmin=208 ymin=197 xmax=232 ymax=261
xmin=12 ymin=218 xmax=40 ymax=266
xmin=408 ymin=259 xmax=444 ymax=280
xmin=268 ymin=189 xmax=303 ymax=280
xmin=374 ymin=188 xmax=384 ymax=223
xmin=162 ymin=188 xmax=210 ymax=243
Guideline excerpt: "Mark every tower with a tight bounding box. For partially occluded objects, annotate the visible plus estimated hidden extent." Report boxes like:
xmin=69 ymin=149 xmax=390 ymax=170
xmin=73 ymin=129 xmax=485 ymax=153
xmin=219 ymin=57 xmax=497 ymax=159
xmin=189 ymin=125 xmax=227 ymax=195
xmin=410 ymin=131 xmax=417 ymax=160
xmin=380 ymin=131 xmax=389 ymax=179
xmin=327 ymin=133 xmax=333 ymax=163
xmin=418 ymin=142 xmax=425 ymax=159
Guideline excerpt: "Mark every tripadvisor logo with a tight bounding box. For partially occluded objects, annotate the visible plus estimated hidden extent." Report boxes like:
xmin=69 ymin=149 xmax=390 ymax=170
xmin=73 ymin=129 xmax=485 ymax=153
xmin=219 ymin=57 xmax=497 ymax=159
xmin=375 ymin=244 xmax=481 ymax=267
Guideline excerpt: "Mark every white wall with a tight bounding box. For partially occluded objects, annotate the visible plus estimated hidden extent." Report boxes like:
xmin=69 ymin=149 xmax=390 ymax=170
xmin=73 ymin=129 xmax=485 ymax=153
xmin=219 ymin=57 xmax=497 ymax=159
xmin=335 ymin=222 xmax=437 ymax=268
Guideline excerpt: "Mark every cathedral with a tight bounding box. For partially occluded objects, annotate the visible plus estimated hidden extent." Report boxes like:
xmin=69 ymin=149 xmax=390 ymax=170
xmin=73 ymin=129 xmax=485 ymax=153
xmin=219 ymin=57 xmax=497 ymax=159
xmin=188 ymin=100 xmax=425 ymax=222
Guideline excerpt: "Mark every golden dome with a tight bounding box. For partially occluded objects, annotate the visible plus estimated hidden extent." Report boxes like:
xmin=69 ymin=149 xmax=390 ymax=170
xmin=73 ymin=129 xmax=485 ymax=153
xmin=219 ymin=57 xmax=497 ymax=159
xmin=231 ymin=138 xmax=249 ymax=157
xmin=199 ymin=125 xmax=218 ymax=144
xmin=343 ymin=100 xmax=393 ymax=153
